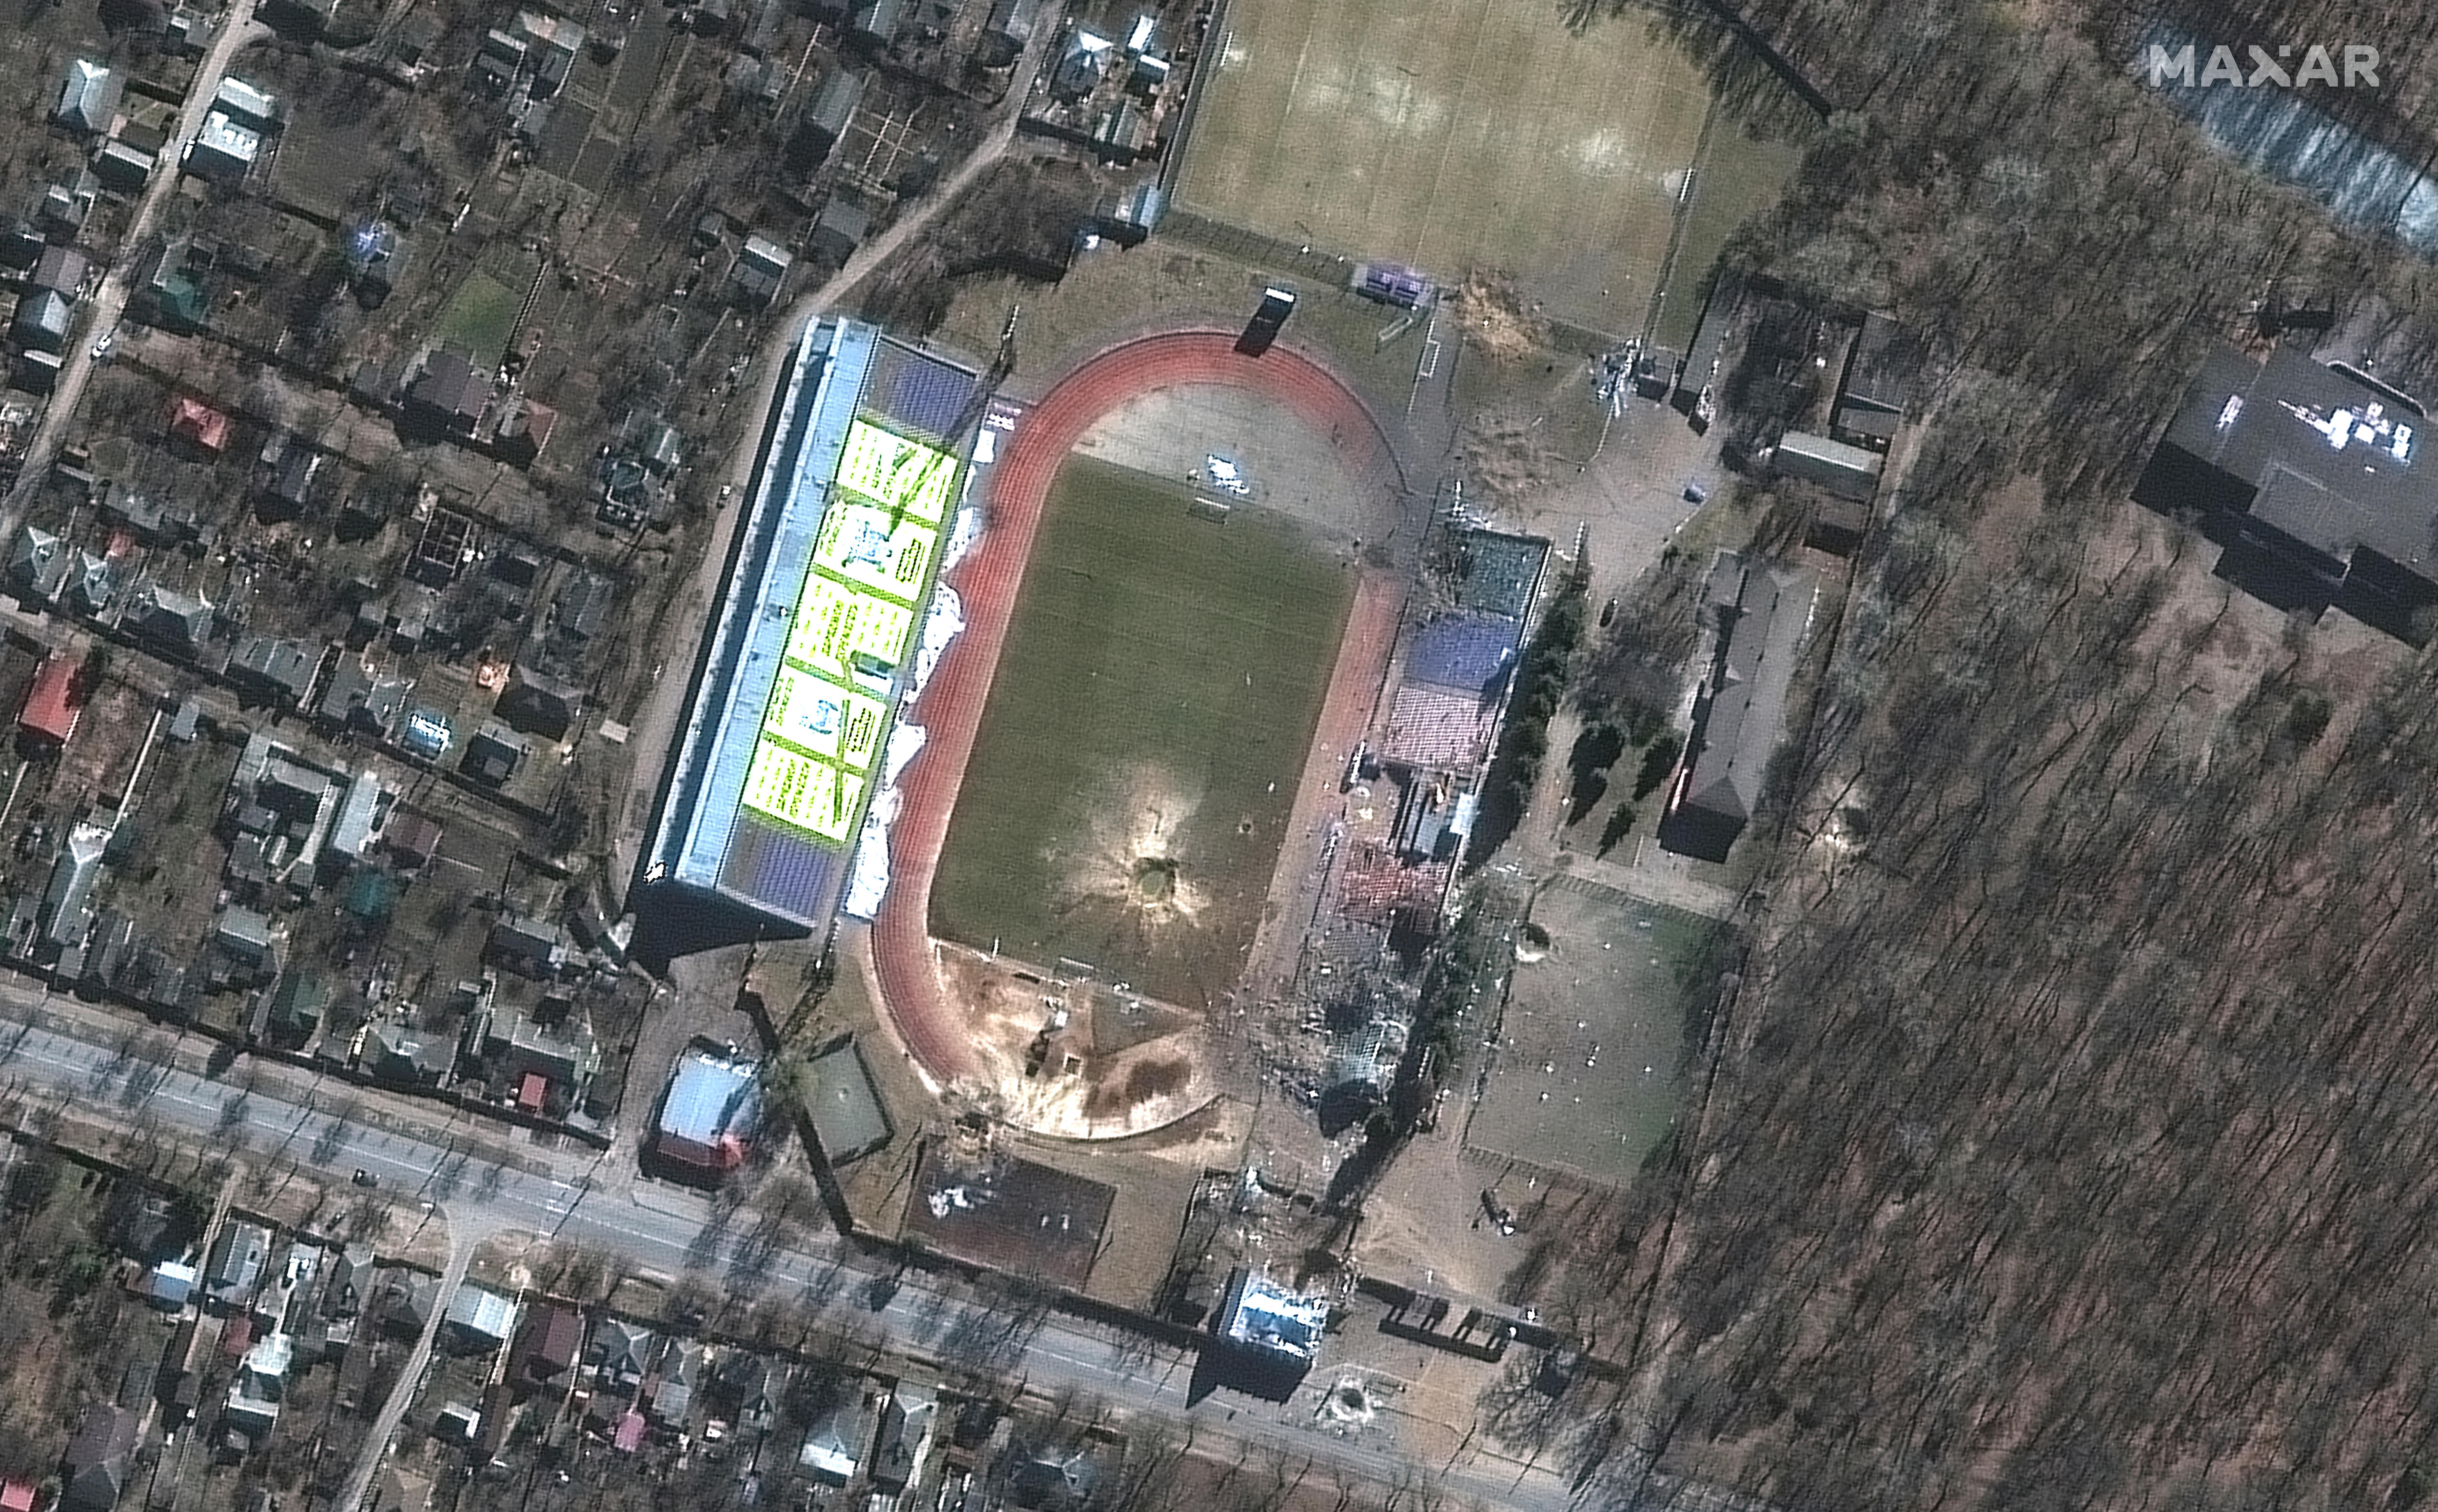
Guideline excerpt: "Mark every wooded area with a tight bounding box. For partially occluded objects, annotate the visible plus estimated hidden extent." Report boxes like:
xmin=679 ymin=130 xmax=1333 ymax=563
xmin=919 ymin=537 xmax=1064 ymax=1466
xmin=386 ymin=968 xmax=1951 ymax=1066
xmin=1538 ymin=1 xmax=2438 ymax=1510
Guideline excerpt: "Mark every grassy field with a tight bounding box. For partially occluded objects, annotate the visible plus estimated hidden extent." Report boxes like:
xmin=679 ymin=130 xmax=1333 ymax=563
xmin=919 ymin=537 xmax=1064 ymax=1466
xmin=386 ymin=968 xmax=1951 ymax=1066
xmin=433 ymin=270 xmax=523 ymax=368
xmin=1467 ymin=879 xmax=1716 ymax=1185
xmin=934 ymin=456 xmax=1353 ymax=1007
xmin=1652 ymin=114 xmax=1808 ymax=349
xmin=1178 ymin=0 xmax=1718 ymax=335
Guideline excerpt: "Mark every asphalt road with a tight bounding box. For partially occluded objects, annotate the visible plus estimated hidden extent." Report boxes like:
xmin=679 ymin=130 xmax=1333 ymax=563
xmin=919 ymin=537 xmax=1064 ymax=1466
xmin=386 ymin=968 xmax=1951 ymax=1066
xmin=0 ymin=983 xmax=1593 ymax=1512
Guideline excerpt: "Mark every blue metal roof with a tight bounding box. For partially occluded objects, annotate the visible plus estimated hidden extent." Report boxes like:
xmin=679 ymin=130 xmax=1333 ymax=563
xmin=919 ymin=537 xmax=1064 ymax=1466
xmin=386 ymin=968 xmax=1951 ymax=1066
xmin=1403 ymin=612 xmax=1521 ymax=696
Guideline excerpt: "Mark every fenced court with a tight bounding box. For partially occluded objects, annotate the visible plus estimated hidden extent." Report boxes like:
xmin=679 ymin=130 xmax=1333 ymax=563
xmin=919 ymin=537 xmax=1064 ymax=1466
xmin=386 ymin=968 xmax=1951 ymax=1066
xmin=1177 ymin=0 xmax=1715 ymax=337
xmin=1465 ymin=876 xmax=1717 ymax=1186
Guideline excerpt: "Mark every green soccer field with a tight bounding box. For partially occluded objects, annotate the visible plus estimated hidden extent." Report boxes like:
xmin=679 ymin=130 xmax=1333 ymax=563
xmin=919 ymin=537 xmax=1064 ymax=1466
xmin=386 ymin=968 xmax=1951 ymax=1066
xmin=1177 ymin=0 xmax=1771 ymax=338
xmin=933 ymin=457 xmax=1354 ymax=1008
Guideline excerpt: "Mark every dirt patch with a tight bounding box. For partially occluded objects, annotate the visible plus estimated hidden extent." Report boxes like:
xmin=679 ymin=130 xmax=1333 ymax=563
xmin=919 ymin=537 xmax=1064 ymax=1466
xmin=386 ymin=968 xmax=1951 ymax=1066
xmin=1455 ymin=401 xmax=1567 ymax=505
xmin=1451 ymin=273 xmax=1547 ymax=363
xmin=1083 ymin=1055 xmax=1192 ymax=1119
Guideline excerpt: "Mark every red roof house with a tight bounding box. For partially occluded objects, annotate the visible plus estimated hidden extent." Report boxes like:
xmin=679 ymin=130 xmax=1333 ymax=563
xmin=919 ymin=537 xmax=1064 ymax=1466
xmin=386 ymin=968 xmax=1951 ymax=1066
xmin=19 ymin=653 xmax=83 ymax=748
xmin=612 ymin=1411 xmax=647 ymax=1453
xmin=168 ymin=396 xmax=231 ymax=455
xmin=4 ymin=1478 xmax=41 ymax=1512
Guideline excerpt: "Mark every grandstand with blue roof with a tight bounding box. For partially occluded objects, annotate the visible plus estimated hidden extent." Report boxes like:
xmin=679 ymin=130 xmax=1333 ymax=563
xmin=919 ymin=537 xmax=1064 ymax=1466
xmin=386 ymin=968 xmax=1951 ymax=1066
xmin=639 ymin=319 xmax=985 ymax=947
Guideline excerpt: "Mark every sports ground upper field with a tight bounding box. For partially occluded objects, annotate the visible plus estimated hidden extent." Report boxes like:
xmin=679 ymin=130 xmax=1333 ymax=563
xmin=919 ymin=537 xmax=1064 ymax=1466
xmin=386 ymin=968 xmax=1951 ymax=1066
xmin=1176 ymin=0 xmax=1802 ymax=342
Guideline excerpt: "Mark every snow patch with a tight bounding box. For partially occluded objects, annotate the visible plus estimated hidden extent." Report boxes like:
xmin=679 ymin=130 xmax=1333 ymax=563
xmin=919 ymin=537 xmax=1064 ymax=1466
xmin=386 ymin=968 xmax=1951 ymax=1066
xmin=912 ymin=586 xmax=964 ymax=697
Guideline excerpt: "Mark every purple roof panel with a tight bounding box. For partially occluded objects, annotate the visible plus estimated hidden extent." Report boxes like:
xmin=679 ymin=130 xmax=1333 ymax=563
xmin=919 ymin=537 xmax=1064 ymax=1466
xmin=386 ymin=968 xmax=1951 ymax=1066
xmin=1403 ymin=612 xmax=1521 ymax=695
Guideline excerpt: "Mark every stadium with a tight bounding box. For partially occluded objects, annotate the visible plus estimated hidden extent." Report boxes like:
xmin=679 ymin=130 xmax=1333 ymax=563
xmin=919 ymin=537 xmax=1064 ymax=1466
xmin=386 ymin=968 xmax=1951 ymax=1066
xmin=639 ymin=319 xmax=983 ymax=947
xmin=871 ymin=329 xmax=1413 ymax=1106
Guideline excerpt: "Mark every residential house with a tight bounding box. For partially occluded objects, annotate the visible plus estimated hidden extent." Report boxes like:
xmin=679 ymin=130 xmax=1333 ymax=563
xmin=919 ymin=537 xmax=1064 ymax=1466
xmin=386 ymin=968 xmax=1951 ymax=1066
xmin=514 ymin=1302 xmax=584 ymax=1384
xmin=204 ymin=1220 xmax=274 ymax=1311
xmin=408 ymin=350 xmax=490 ymax=435
xmin=0 ymin=220 xmax=42 ymax=269
xmin=809 ymin=197 xmax=870 ymax=265
xmin=328 ymin=770 xmax=393 ymax=864
xmin=229 ymin=634 xmax=321 ymax=706
xmin=136 ymin=241 xmax=208 ymax=331
xmin=33 ymin=247 xmax=90 ymax=300
xmin=55 ymin=59 xmax=121 ymax=135
xmin=12 ymin=290 xmax=72 ymax=354
xmin=732 ymin=235 xmax=791 ymax=305
xmin=588 ymin=1316 xmax=658 ymax=1388
xmin=91 ymin=139 xmax=157 ymax=191
xmin=216 ymin=905 xmax=275 ymax=967
xmin=848 ymin=0 xmax=904 ymax=46
xmin=39 ymin=171 xmax=96 ymax=236
xmin=225 ymin=1330 xmax=292 ymax=1434
xmin=516 ymin=12 xmax=586 ymax=98
xmin=168 ymin=394 xmax=231 ymax=455
xmin=363 ymin=1023 xmax=450 ymax=1086
xmin=488 ymin=1008 xmax=599 ymax=1111
xmin=315 ymin=657 xmax=372 ymax=729
xmin=184 ymin=111 xmax=260 ymax=179
xmin=318 ymin=1246 xmax=374 ymax=1321
xmin=42 ymin=823 xmax=107 ymax=957
xmin=372 ymin=1266 xmax=438 ymax=1339
xmin=472 ymin=28 xmax=526 ymax=92
xmin=7 ymin=526 xmax=69 ymax=602
xmin=460 ymin=721 xmax=528 ymax=785
xmin=797 ymin=1389 xmax=879 ymax=1482
xmin=128 ymin=582 xmax=215 ymax=650
xmin=358 ymin=675 xmax=414 ymax=741
xmin=492 ymin=395 xmax=556 ymax=466
xmin=488 ymin=916 xmax=568 ymax=977
xmin=798 ymin=71 xmax=864 ymax=166
xmin=14 ymin=350 xmax=60 ymax=396
xmin=342 ymin=219 xmax=404 ymax=305
xmin=60 ymin=1405 xmax=136 ymax=1512
xmin=979 ymin=0 xmax=1039 ymax=67
xmin=1008 ymin=1446 xmax=1101 ymax=1509
xmin=212 ymin=77 xmax=282 ymax=131
xmin=717 ymin=1353 xmax=787 ymax=1436
xmin=652 ymin=1341 xmax=703 ymax=1422
xmin=1664 ymin=553 xmax=1819 ymax=862
xmin=258 ymin=445 xmax=323 ymax=518
xmin=102 ymin=483 xmax=180 ymax=544
xmin=63 ymin=551 xmax=117 ymax=616
xmin=870 ymin=1384 xmax=937 ymax=1492
xmin=494 ymin=664 xmax=580 ymax=740
xmin=383 ymin=812 xmax=443 ymax=869
xmin=553 ymin=572 xmax=614 ymax=644
xmin=444 ymin=1285 xmax=520 ymax=1352
xmin=146 ymin=1258 xmax=199 ymax=1310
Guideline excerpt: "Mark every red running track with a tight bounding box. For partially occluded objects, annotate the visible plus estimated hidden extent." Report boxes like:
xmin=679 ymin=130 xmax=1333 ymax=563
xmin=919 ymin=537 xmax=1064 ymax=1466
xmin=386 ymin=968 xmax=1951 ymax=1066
xmin=872 ymin=330 xmax=1404 ymax=1086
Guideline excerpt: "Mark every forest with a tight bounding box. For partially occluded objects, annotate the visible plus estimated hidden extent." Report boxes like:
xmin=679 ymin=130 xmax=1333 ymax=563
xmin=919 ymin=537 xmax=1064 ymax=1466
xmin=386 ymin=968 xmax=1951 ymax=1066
xmin=1528 ymin=1 xmax=2438 ymax=1510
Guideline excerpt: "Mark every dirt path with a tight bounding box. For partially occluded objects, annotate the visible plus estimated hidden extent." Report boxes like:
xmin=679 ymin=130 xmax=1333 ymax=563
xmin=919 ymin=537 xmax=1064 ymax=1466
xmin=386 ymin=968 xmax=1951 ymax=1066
xmin=872 ymin=332 xmax=1407 ymax=1088
xmin=332 ymin=1221 xmax=475 ymax=1512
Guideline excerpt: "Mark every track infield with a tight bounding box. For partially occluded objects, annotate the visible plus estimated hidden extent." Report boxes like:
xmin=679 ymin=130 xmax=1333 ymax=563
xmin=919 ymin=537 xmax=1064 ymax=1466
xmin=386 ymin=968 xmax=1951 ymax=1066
xmin=932 ymin=455 xmax=1354 ymax=1007
xmin=1178 ymin=0 xmax=1712 ymax=334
